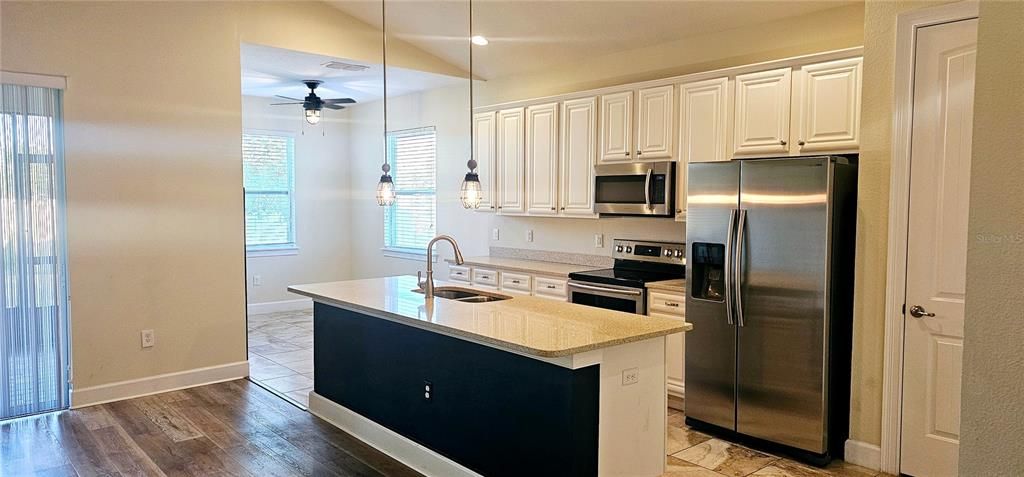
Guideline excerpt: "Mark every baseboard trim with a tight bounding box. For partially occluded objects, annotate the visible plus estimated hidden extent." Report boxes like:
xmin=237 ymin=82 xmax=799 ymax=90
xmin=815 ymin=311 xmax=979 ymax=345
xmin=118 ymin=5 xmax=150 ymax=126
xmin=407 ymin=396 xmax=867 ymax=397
xmin=667 ymin=379 xmax=684 ymax=398
xmin=247 ymin=298 xmax=312 ymax=315
xmin=71 ymin=361 xmax=250 ymax=408
xmin=844 ymin=439 xmax=881 ymax=471
xmin=308 ymin=392 xmax=481 ymax=477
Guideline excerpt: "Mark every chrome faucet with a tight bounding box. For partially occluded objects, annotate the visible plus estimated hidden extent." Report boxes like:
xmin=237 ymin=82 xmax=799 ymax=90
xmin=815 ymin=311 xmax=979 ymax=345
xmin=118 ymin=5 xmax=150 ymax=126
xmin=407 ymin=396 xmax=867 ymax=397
xmin=418 ymin=235 xmax=465 ymax=300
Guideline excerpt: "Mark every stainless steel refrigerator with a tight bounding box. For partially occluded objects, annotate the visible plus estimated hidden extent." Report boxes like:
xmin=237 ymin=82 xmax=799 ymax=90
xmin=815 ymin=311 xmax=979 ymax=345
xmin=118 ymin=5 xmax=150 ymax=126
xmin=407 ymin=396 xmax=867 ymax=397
xmin=684 ymin=156 xmax=856 ymax=463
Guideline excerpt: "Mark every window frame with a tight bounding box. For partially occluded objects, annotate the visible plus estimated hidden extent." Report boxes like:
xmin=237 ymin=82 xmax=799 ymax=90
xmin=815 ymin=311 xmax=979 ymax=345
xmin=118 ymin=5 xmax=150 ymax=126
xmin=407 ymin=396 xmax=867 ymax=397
xmin=381 ymin=126 xmax=438 ymax=260
xmin=242 ymin=129 xmax=298 ymax=257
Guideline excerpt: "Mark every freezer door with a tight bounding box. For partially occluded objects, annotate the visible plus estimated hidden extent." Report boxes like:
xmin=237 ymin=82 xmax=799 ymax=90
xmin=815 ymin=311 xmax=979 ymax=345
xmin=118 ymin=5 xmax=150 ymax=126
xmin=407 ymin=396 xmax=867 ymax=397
xmin=736 ymin=157 xmax=831 ymax=453
xmin=684 ymin=161 xmax=739 ymax=430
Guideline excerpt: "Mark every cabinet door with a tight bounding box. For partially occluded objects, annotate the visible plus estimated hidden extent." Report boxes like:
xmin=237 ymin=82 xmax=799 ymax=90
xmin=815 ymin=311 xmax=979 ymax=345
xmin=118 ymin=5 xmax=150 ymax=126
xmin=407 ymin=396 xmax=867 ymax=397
xmin=560 ymin=97 xmax=598 ymax=218
xmin=497 ymin=108 xmax=526 ymax=215
xmin=733 ymin=67 xmax=792 ymax=156
xmin=526 ymin=103 xmax=559 ymax=216
xmin=636 ymin=85 xmax=675 ymax=160
xmin=678 ymin=77 xmax=730 ymax=221
xmin=599 ymin=91 xmax=633 ymax=163
xmin=649 ymin=311 xmax=686 ymax=395
xmin=793 ymin=57 xmax=862 ymax=153
xmin=473 ymin=111 xmax=497 ymax=212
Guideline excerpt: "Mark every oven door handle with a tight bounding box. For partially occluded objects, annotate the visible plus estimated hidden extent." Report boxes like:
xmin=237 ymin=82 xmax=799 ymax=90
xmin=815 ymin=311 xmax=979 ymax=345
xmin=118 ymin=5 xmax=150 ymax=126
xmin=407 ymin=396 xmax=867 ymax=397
xmin=644 ymin=168 xmax=653 ymax=211
xmin=567 ymin=282 xmax=643 ymax=296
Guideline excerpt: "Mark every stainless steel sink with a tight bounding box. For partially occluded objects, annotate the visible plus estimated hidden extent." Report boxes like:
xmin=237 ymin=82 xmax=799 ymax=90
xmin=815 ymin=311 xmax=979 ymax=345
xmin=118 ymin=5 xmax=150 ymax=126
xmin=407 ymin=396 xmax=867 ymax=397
xmin=412 ymin=286 xmax=512 ymax=303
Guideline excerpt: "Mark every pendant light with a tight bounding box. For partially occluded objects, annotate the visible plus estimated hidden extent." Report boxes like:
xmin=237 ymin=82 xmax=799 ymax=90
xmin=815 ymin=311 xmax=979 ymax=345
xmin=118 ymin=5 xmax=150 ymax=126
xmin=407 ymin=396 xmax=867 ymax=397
xmin=459 ymin=0 xmax=483 ymax=209
xmin=304 ymin=108 xmax=322 ymax=125
xmin=375 ymin=0 xmax=396 ymax=206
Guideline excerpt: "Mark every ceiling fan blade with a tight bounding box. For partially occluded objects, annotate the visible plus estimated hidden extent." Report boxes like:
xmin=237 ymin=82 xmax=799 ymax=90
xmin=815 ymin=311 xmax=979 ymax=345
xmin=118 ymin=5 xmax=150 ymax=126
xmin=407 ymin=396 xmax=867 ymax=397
xmin=275 ymin=95 xmax=304 ymax=102
xmin=324 ymin=98 xmax=357 ymax=104
xmin=270 ymin=102 xmax=303 ymax=106
xmin=323 ymin=104 xmax=347 ymax=110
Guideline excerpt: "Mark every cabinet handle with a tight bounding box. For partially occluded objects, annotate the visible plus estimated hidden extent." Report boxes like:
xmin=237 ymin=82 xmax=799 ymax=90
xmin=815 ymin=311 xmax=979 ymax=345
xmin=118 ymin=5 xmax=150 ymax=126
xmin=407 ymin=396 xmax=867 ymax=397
xmin=512 ymin=280 xmax=521 ymax=284
xmin=490 ymin=206 xmax=496 ymax=209
xmin=561 ymin=207 xmax=565 ymax=211
xmin=624 ymin=152 xmax=630 ymax=156
xmin=637 ymin=150 xmax=643 ymax=155
xmin=780 ymin=139 xmax=787 ymax=146
xmin=546 ymin=285 xmax=557 ymax=289
xmin=798 ymin=139 xmax=806 ymax=146
xmin=666 ymin=302 xmax=680 ymax=307
xmin=551 ymin=207 xmax=556 ymax=211
xmin=676 ymin=209 xmax=683 ymax=214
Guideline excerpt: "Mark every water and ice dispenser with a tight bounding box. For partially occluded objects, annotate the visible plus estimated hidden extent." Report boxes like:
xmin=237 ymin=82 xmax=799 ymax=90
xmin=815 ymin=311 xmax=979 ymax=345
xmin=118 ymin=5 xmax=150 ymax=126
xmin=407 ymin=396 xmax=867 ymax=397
xmin=690 ymin=242 xmax=726 ymax=301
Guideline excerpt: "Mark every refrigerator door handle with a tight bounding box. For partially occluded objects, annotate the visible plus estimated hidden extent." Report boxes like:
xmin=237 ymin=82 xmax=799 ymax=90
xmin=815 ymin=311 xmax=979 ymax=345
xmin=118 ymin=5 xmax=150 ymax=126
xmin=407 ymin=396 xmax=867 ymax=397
xmin=734 ymin=209 xmax=748 ymax=327
xmin=724 ymin=209 xmax=738 ymax=325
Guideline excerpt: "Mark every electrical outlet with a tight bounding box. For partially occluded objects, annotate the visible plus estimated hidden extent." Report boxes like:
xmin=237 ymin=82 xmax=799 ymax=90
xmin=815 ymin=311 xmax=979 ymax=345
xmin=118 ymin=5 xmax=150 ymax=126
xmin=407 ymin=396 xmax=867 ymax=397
xmin=253 ymin=274 xmax=262 ymax=287
xmin=526 ymin=229 xmax=534 ymax=242
xmin=423 ymin=380 xmax=433 ymax=402
xmin=594 ymin=233 xmax=605 ymax=248
xmin=492 ymin=228 xmax=500 ymax=241
xmin=141 ymin=329 xmax=155 ymax=348
xmin=622 ymin=367 xmax=639 ymax=386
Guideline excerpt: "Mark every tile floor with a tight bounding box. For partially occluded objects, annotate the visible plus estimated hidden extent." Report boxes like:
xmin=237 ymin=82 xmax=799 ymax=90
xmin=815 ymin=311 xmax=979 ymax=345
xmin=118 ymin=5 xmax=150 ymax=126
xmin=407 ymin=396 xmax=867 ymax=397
xmin=248 ymin=311 xmax=884 ymax=477
xmin=665 ymin=409 xmax=884 ymax=477
xmin=247 ymin=310 xmax=315 ymax=407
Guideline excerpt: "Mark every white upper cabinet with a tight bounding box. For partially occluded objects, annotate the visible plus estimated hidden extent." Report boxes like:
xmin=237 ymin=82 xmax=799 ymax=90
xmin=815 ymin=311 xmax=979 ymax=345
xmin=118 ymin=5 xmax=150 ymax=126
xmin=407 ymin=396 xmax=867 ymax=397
xmin=526 ymin=103 xmax=560 ymax=216
xmin=472 ymin=111 xmax=497 ymax=212
xmin=677 ymin=77 xmax=730 ymax=221
xmin=599 ymin=91 xmax=633 ymax=163
xmin=497 ymin=107 xmax=526 ymax=215
xmin=560 ymin=97 xmax=598 ymax=218
xmin=636 ymin=85 xmax=675 ymax=160
xmin=792 ymin=57 xmax=863 ymax=153
xmin=733 ymin=67 xmax=792 ymax=156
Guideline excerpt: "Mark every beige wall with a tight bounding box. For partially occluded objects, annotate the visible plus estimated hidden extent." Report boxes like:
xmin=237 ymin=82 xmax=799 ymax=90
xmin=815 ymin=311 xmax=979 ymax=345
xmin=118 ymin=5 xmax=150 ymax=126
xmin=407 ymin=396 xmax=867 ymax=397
xmin=0 ymin=0 xmax=455 ymax=394
xmin=476 ymin=3 xmax=865 ymax=105
xmin=960 ymin=1 xmax=1024 ymax=474
xmin=242 ymin=96 xmax=351 ymax=305
xmin=849 ymin=0 xmax=953 ymax=446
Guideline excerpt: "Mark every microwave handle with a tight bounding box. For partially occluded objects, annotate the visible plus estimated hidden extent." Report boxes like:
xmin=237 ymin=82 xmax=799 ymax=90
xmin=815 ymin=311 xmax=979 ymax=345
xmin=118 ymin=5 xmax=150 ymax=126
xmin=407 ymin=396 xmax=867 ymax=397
xmin=644 ymin=168 xmax=653 ymax=211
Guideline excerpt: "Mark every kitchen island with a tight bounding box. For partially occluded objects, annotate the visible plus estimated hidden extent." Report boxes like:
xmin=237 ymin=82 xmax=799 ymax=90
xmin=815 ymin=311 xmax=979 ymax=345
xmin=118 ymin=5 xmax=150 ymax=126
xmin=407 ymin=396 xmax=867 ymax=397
xmin=288 ymin=276 xmax=691 ymax=477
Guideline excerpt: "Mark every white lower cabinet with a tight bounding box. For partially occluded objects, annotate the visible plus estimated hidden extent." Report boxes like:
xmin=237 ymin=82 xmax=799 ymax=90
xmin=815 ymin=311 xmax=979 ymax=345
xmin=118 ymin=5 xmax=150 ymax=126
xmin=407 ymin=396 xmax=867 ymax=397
xmin=471 ymin=268 xmax=500 ymax=289
xmin=448 ymin=265 xmax=568 ymax=301
xmin=500 ymin=272 xmax=533 ymax=295
xmin=533 ymin=276 xmax=569 ymax=300
xmin=647 ymin=289 xmax=686 ymax=399
xmin=448 ymin=265 xmax=471 ymax=283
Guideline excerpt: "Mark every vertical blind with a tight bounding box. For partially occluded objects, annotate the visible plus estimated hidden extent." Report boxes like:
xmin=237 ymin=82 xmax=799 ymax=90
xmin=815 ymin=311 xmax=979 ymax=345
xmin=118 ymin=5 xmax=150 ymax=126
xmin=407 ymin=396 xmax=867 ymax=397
xmin=384 ymin=127 xmax=437 ymax=252
xmin=242 ymin=133 xmax=296 ymax=250
xmin=0 ymin=83 xmax=70 ymax=419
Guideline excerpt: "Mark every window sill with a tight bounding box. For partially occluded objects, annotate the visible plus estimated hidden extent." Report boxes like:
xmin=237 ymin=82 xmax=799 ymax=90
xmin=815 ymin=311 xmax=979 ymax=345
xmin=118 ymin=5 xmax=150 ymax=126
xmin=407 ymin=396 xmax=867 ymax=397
xmin=381 ymin=247 xmax=437 ymax=263
xmin=247 ymin=246 xmax=299 ymax=258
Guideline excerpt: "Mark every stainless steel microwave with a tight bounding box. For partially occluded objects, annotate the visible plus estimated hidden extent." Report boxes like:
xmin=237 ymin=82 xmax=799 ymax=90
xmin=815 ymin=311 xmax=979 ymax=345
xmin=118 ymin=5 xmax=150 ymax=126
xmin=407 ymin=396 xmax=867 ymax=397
xmin=594 ymin=161 xmax=674 ymax=216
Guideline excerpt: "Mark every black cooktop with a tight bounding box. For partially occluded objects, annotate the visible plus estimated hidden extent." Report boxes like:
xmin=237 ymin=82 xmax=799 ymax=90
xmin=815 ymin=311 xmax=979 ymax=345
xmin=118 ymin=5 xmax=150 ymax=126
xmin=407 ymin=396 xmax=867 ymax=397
xmin=569 ymin=261 xmax=684 ymax=289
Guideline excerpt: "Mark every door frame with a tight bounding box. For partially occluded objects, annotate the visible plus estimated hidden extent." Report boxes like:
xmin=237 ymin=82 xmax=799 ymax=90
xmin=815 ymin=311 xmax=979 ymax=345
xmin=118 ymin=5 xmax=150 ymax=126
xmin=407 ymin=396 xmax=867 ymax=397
xmin=880 ymin=2 xmax=978 ymax=474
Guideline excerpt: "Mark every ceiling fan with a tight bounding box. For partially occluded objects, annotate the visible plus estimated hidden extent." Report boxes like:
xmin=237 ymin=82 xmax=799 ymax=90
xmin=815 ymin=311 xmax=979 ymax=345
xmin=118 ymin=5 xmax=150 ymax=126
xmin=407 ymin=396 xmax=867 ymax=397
xmin=272 ymin=80 xmax=356 ymax=125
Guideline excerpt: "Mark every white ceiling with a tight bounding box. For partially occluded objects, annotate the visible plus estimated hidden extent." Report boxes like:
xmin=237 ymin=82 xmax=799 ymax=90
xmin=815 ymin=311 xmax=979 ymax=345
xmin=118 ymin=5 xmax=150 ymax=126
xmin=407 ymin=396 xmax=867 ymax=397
xmin=327 ymin=0 xmax=860 ymax=80
xmin=240 ymin=43 xmax=464 ymax=103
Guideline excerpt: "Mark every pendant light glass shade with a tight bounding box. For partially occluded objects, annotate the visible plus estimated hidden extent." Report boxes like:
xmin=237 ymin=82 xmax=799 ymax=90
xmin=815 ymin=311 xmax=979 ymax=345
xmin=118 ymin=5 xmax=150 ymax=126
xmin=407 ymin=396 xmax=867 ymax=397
xmin=376 ymin=165 xmax=396 ymax=206
xmin=304 ymin=108 xmax=322 ymax=125
xmin=459 ymin=158 xmax=482 ymax=209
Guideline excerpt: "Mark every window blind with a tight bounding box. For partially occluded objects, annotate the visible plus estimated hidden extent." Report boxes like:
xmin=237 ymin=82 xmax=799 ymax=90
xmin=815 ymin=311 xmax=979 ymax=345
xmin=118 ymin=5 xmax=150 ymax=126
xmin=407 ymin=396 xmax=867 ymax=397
xmin=242 ymin=133 xmax=295 ymax=251
xmin=384 ymin=127 xmax=437 ymax=252
xmin=1 ymin=83 xmax=70 ymax=419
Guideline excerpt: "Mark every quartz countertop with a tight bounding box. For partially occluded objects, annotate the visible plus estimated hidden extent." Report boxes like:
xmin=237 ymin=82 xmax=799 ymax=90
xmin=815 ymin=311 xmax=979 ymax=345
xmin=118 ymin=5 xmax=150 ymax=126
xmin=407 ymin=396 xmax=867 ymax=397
xmin=288 ymin=276 xmax=690 ymax=358
xmin=445 ymin=256 xmax=594 ymax=277
xmin=646 ymin=279 xmax=686 ymax=294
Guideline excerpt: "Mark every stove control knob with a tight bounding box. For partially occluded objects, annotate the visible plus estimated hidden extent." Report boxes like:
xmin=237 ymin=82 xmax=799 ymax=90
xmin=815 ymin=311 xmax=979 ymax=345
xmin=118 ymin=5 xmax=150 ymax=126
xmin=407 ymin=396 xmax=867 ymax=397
xmin=663 ymin=249 xmax=673 ymax=257
xmin=616 ymin=245 xmax=625 ymax=253
xmin=674 ymin=250 xmax=684 ymax=258
xmin=625 ymin=246 xmax=633 ymax=253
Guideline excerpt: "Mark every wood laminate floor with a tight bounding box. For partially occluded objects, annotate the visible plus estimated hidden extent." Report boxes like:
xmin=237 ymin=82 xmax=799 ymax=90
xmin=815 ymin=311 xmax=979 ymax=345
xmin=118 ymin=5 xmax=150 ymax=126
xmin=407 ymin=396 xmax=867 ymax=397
xmin=0 ymin=379 xmax=421 ymax=477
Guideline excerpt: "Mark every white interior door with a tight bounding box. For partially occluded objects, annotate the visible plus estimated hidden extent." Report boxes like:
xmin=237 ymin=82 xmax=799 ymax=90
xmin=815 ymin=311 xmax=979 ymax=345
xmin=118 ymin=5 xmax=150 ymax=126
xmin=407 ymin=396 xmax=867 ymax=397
xmin=900 ymin=18 xmax=977 ymax=477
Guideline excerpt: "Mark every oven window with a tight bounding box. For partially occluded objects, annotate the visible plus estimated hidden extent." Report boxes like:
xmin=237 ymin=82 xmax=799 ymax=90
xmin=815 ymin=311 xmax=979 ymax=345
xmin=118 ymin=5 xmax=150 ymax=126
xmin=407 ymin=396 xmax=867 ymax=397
xmin=571 ymin=292 xmax=640 ymax=314
xmin=595 ymin=175 xmax=667 ymax=204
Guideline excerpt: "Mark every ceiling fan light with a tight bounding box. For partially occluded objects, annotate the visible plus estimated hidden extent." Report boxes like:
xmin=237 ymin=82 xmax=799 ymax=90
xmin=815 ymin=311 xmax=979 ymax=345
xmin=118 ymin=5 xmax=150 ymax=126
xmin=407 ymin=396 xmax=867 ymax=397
xmin=460 ymin=171 xmax=483 ymax=209
xmin=304 ymin=108 xmax=322 ymax=125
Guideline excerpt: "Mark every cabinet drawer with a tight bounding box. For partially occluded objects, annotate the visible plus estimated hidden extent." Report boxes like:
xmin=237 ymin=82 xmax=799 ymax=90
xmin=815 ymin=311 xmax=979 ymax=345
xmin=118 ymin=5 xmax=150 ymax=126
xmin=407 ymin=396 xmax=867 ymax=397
xmin=648 ymin=290 xmax=685 ymax=316
xmin=501 ymin=272 xmax=532 ymax=294
xmin=534 ymin=276 xmax=568 ymax=299
xmin=448 ymin=265 xmax=471 ymax=283
xmin=471 ymin=268 xmax=500 ymax=288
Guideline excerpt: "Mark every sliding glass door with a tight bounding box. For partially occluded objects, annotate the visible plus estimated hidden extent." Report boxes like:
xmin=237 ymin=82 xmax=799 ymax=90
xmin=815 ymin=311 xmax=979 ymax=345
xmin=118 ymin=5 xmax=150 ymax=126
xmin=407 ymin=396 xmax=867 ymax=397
xmin=0 ymin=83 xmax=70 ymax=419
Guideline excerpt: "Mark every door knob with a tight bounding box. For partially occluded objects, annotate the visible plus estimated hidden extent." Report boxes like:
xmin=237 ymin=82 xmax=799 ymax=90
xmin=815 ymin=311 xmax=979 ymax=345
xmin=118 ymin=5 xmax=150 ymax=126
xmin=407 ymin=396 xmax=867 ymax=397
xmin=908 ymin=305 xmax=935 ymax=318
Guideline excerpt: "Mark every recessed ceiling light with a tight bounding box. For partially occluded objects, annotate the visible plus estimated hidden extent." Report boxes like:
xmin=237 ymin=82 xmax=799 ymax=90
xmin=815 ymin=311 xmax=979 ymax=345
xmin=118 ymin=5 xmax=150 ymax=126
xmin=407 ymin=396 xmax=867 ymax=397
xmin=322 ymin=61 xmax=370 ymax=72
xmin=471 ymin=35 xmax=489 ymax=46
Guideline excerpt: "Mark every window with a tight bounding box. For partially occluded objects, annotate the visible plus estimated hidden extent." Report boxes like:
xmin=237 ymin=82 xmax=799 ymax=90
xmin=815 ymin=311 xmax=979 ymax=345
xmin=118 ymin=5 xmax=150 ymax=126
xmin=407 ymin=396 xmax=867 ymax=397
xmin=243 ymin=132 xmax=296 ymax=254
xmin=383 ymin=127 xmax=437 ymax=256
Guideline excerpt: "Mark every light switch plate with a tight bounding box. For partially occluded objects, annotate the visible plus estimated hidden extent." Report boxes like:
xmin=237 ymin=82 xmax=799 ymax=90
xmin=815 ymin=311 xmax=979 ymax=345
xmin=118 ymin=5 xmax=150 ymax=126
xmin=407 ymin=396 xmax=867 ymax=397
xmin=492 ymin=228 xmax=500 ymax=241
xmin=594 ymin=234 xmax=604 ymax=248
xmin=141 ymin=329 xmax=155 ymax=348
xmin=526 ymin=230 xmax=534 ymax=242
